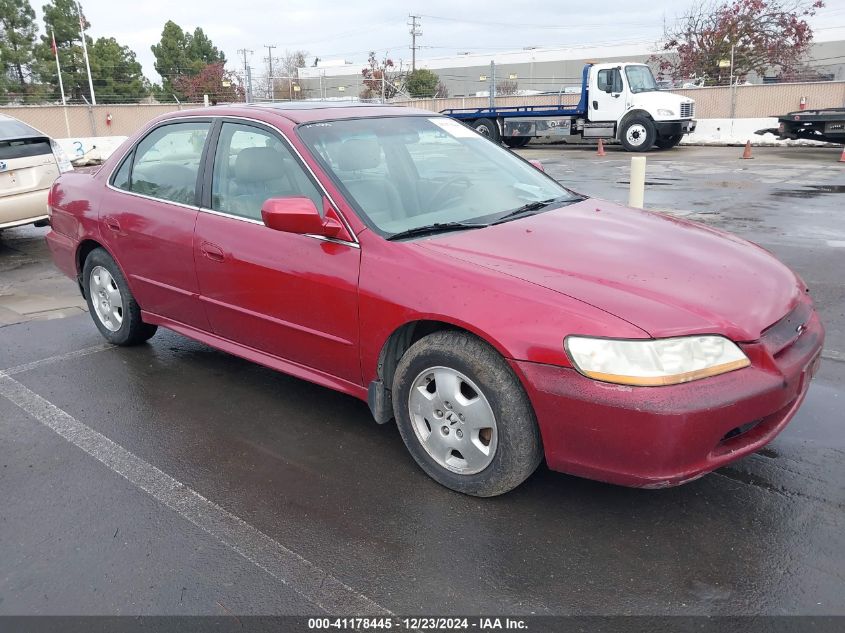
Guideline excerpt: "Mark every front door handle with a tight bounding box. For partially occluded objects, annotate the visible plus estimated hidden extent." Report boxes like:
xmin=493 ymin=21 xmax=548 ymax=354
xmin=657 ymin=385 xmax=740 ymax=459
xmin=103 ymin=216 xmax=121 ymax=232
xmin=200 ymin=241 xmax=225 ymax=262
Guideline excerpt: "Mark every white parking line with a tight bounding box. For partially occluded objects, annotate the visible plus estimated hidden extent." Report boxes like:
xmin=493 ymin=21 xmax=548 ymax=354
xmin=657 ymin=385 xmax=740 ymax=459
xmin=0 ymin=373 xmax=392 ymax=616
xmin=0 ymin=343 xmax=114 ymax=377
xmin=822 ymin=350 xmax=845 ymax=363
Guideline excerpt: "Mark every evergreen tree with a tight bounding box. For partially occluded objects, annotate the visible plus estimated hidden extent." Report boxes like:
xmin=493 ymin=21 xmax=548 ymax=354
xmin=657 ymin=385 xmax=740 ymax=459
xmin=152 ymin=21 xmax=225 ymax=100
xmin=90 ymin=36 xmax=149 ymax=103
xmin=0 ymin=0 xmax=38 ymax=94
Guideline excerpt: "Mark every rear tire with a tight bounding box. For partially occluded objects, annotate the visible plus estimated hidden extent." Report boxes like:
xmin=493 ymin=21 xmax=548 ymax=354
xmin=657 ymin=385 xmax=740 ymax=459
xmin=503 ymin=136 xmax=531 ymax=149
xmin=83 ymin=248 xmax=157 ymax=346
xmin=472 ymin=118 xmax=500 ymax=142
xmin=619 ymin=115 xmax=656 ymax=152
xmin=392 ymin=330 xmax=543 ymax=497
xmin=655 ymin=134 xmax=683 ymax=150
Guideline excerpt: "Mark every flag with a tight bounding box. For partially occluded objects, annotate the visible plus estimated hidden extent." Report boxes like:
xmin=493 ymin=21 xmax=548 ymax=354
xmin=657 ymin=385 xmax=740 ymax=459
xmin=51 ymin=31 xmax=57 ymax=57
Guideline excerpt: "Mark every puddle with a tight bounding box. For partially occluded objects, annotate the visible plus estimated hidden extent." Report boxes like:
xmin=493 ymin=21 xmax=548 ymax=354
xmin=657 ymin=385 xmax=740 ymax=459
xmin=771 ymin=185 xmax=845 ymax=199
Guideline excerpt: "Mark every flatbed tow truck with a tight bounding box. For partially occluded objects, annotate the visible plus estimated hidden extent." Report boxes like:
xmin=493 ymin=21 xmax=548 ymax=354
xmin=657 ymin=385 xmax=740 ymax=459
xmin=441 ymin=62 xmax=697 ymax=151
xmin=756 ymin=107 xmax=845 ymax=145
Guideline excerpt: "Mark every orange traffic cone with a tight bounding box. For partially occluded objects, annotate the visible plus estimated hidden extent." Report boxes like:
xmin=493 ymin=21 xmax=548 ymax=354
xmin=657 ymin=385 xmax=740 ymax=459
xmin=741 ymin=140 xmax=753 ymax=159
xmin=839 ymin=146 xmax=845 ymax=163
xmin=597 ymin=138 xmax=606 ymax=156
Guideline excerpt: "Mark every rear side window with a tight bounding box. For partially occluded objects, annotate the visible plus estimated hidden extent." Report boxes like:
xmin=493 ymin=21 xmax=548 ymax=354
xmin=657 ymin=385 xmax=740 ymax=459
xmin=118 ymin=121 xmax=210 ymax=205
xmin=0 ymin=137 xmax=52 ymax=160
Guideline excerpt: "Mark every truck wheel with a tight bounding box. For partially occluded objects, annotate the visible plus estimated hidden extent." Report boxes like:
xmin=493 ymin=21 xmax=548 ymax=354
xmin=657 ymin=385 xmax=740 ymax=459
xmin=503 ymin=137 xmax=531 ymax=149
xmin=655 ymin=134 xmax=683 ymax=150
xmin=392 ymin=330 xmax=543 ymax=497
xmin=472 ymin=118 xmax=500 ymax=142
xmin=619 ymin=116 xmax=656 ymax=152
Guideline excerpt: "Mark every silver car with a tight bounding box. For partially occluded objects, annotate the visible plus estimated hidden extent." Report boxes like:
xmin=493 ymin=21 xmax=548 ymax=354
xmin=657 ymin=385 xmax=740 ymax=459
xmin=0 ymin=114 xmax=73 ymax=231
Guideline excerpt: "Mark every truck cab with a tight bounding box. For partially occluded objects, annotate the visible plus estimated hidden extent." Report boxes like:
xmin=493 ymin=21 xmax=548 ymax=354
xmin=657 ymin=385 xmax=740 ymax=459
xmin=588 ymin=63 xmax=696 ymax=150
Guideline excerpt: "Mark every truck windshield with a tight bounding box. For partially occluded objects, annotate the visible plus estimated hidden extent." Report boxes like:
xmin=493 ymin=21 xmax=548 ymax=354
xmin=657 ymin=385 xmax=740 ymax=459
xmin=625 ymin=66 xmax=659 ymax=93
xmin=297 ymin=116 xmax=577 ymax=238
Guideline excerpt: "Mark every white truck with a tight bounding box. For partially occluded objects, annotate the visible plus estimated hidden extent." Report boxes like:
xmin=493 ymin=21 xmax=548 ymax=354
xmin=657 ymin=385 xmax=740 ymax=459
xmin=442 ymin=62 xmax=696 ymax=151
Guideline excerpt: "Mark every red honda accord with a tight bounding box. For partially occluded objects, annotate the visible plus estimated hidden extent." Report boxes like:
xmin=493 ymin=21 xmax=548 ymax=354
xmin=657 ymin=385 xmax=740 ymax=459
xmin=45 ymin=103 xmax=824 ymax=496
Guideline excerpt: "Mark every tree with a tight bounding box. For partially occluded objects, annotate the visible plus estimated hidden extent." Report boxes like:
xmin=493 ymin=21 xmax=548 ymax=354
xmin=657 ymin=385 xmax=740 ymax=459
xmin=655 ymin=0 xmax=825 ymax=84
xmin=495 ymin=79 xmax=519 ymax=96
xmin=265 ymin=49 xmax=306 ymax=100
xmin=360 ymin=51 xmax=401 ymax=100
xmin=0 ymin=0 xmax=38 ymax=92
xmin=405 ymin=68 xmax=439 ymax=98
xmin=34 ymin=0 xmax=93 ymax=101
xmin=151 ymin=20 xmax=225 ymax=99
xmin=172 ymin=62 xmax=243 ymax=103
xmin=89 ymin=36 xmax=149 ymax=103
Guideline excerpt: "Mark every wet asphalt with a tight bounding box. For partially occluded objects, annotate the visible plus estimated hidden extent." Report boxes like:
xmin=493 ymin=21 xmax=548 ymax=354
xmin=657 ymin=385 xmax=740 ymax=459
xmin=0 ymin=146 xmax=843 ymax=617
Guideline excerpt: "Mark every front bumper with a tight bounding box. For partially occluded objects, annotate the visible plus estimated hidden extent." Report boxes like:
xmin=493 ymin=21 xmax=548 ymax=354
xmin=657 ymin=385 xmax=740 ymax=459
xmin=654 ymin=119 xmax=696 ymax=137
xmin=512 ymin=306 xmax=824 ymax=488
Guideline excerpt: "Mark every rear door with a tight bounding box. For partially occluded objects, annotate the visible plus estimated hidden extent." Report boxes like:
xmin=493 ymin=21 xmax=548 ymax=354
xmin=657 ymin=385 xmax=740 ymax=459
xmin=193 ymin=119 xmax=362 ymax=384
xmin=100 ymin=119 xmax=212 ymax=330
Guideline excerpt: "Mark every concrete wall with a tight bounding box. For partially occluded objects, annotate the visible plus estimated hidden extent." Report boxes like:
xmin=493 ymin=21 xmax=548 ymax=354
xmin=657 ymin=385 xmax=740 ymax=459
xmin=0 ymin=103 xmax=202 ymax=139
xmin=3 ymin=81 xmax=842 ymax=141
xmin=396 ymin=81 xmax=845 ymax=118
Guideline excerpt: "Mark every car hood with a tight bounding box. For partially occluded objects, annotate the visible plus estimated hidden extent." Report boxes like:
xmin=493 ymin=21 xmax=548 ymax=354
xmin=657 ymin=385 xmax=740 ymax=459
xmin=416 ymin=199 xmax=802 ymax=341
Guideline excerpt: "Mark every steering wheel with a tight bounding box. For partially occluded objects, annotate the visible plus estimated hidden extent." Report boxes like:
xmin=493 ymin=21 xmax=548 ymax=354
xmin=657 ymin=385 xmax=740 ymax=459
xmin=427 ymin=176 xmax=472 ymax=209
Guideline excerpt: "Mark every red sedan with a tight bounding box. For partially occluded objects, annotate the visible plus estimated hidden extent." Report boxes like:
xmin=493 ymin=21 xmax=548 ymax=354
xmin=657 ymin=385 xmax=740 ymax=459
xmin=45 ymin=104 xmax=824 ymax=496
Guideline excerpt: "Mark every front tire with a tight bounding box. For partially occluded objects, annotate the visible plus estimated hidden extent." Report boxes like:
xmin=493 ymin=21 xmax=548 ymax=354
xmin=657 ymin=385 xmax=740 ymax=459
xmin=655 ymin=134 xmax=683 ymax=150
xmin=392 ymin=331 xmax=543 ymax=497
xmin=619 ymin=115 xmax=656 ymax=152
xmin=503 ymin=136 xmax=531 ymax=149
xmin=83 ymin=248 xmax=157 ymax=346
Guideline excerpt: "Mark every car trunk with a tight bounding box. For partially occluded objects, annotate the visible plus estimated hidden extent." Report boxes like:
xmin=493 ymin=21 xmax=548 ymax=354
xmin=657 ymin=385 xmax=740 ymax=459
xmin=0 ymin=136 xmax=60 ymax=199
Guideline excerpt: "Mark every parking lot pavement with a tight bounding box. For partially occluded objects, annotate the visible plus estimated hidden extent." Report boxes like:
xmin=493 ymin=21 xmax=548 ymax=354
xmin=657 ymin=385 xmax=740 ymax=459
xmin=0 ymin=146 xmax=843 ymax=617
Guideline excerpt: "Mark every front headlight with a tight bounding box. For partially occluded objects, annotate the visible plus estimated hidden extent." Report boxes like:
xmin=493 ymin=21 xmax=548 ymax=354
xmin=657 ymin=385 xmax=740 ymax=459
xmin=564 ymin=335 xmax=750 ymax=386
xmin=657 ymin=109 xmax=675 ymax=117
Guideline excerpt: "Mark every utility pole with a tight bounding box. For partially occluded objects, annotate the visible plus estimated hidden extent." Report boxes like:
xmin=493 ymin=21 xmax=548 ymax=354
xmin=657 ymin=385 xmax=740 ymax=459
xmin=238 ymin=48 xmax=253 ymax=102
xmin=489 ymin=60 xmax=496 ymax=110
xmin=408 ymin=15 xmax=421 ymax=72
xmin=264 ymin=45 xmax=276 ymax=100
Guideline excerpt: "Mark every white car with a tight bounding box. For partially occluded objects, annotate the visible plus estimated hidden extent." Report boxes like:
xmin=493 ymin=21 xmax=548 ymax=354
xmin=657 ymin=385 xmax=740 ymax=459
xmin=0 ymin=114 xmax=73 ymax=231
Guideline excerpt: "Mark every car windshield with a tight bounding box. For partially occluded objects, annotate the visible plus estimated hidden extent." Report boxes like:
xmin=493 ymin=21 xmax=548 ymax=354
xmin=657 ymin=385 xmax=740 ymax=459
xmin=296 ymin=116 xmax=577 ymax=237
xmin=625 ymin=65 xmax=659 ymax=93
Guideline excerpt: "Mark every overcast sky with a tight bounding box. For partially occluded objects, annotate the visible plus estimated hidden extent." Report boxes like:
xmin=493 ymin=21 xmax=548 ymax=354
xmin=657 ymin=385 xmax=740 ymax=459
xmin=35 ymin=0 xmax=845 ymax=84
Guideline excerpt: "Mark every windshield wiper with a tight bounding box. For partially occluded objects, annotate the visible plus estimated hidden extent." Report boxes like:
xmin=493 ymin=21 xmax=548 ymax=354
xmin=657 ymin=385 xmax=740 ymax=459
xmin=386 ymin=221 xmax=489 ymax=241
xmin=491 ymin=196 xmax=582 ymax=225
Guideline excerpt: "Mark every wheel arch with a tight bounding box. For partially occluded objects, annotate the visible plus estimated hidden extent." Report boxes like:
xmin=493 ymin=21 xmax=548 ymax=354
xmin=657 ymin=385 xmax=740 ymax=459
xmin=75 ymin=239 xmax=130 ymax=300
xmin=616 ymin=109 xmax=654 ymax=139
xmin=366 ymin=318 xmax=513 ymax=424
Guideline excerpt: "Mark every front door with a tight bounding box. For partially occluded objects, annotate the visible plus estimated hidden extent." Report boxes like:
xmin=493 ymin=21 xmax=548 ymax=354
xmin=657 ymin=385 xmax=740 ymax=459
xmin=589 ymin=66 xmax=627 ymax=123
xmin=101 ymin=120 xmax=211 ymax=330
xmin=193 ymin=121 xmax=361 ymax=385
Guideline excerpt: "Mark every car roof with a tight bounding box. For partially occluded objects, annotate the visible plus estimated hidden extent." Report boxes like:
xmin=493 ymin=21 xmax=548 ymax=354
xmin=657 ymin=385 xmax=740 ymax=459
xmin=161 ymin=102 xmax=437 ymax=125
xmin=0 ymin=114 xmax=47 ymax=140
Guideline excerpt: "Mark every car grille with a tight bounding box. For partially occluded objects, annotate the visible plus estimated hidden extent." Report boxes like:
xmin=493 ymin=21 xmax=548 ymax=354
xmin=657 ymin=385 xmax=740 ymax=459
xmin=680 ymin=102 xmax=694 ymax=118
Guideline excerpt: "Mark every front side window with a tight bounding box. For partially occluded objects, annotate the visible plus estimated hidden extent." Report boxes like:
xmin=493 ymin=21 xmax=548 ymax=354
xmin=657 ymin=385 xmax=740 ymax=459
xmin=122 ymin=121 xmax=210 ymax=205
xmin=211 ymin=122 xmax=321 ymax=221
xmin=297 ymin=116 xmax=577 ymax=237
xmin=597 ymin=69 xmax=622 ymax=93
xmin=625 ymin=65 xmax=659 ymax=93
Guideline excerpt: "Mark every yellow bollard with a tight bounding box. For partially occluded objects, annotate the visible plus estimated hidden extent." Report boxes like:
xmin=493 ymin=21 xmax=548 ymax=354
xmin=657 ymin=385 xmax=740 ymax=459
xmin=628 ymin=156 xmax=646 ymax=209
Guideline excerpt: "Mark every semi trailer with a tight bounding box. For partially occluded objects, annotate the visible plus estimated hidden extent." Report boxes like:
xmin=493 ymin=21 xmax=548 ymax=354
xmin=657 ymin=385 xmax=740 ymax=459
xmin=441 ymin=63 xmax=697 ymax=151
xmin=756 ymin=107 xmax=845 ymax=145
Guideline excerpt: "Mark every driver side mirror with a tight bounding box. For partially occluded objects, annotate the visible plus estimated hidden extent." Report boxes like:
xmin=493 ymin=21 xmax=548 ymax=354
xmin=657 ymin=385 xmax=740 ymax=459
xmin=261 ymin=197 xmax=342 ymax=237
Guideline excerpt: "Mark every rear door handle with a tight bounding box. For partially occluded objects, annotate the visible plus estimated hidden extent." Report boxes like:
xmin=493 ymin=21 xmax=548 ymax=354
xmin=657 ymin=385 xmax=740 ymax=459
xmin=200 ymin=241 xmax=225 ymax=262
xmin=103 ymin=216 xmax=121 ymax=232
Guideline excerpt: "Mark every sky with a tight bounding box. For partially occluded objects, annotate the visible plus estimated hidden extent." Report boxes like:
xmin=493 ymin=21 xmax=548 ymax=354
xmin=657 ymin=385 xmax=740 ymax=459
xmin=34 ymin=0 xmax=845 ymax=84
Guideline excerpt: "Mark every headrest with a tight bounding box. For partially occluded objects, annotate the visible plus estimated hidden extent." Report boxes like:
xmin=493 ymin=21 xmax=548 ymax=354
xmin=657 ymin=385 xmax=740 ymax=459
xmin=337 ymin=138 xmax=382 ymax=172
xmin=235 ymin=147 xmax=287 ymax=183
